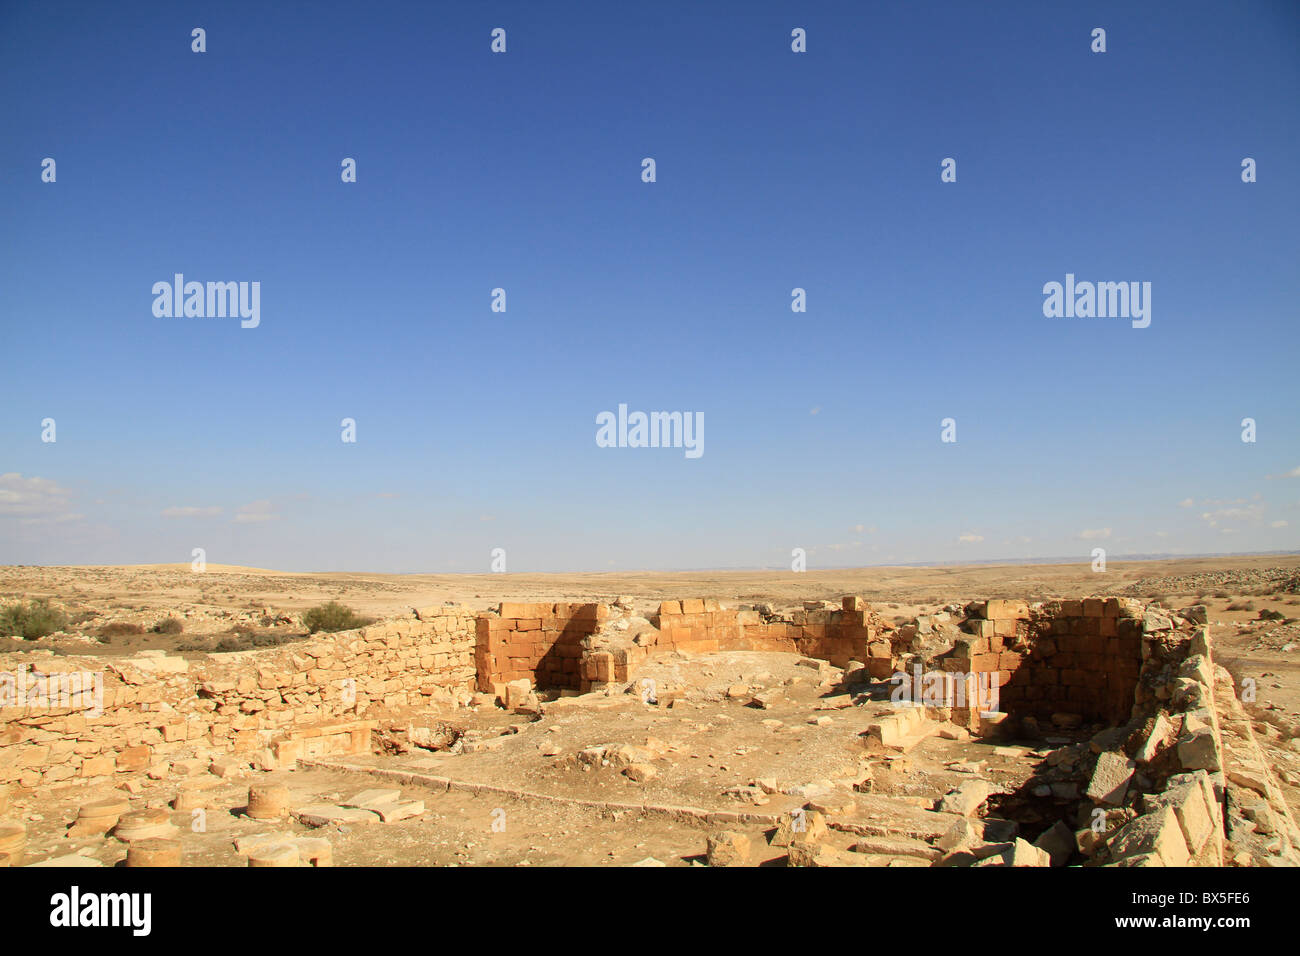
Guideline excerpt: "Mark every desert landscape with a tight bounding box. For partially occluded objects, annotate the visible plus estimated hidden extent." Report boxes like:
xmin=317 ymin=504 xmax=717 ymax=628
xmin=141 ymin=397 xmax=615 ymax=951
xmin=2 ymin=555 xmax=1298 ymax=868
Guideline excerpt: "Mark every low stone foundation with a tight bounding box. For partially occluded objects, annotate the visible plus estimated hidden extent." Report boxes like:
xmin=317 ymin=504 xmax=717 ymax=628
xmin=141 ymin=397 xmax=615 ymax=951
xmin=0 ymin=605 xmax=475 ymax=787
xmin=3 ymin=592 xmax=1297 ymax=867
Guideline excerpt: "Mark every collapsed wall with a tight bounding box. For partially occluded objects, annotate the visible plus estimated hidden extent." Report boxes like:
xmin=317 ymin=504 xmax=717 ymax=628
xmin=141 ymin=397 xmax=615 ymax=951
xmin=0 ymin=605 xmax=475 ymax=788
xmin=3 ymin=591 xmax=1297 ymax=868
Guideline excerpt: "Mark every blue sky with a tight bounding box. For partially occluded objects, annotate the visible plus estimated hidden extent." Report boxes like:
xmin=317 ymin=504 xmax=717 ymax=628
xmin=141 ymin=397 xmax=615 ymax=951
xmin=1 ymin=0 xmax=1297 ymax=572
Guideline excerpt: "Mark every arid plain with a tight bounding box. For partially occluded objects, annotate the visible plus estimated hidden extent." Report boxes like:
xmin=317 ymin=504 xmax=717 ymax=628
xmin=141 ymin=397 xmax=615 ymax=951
xmin=2 ymin=555 xmax=1298 ymax=867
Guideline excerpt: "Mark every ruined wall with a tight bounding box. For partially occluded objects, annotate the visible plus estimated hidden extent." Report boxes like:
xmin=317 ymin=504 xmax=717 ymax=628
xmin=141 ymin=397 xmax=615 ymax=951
xmin=475 ymin=602 xmax=606 ymax=693
xmin=944 ymin=598 xmax=1144 ymax=725
xmin=650 ymin=596 xmax=889 ymax=670
xmin=0 ymin=605 xmax=476 ymax=790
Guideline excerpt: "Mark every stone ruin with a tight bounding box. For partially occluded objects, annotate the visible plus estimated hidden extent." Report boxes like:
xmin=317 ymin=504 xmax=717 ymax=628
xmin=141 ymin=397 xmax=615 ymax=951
xmin=2 ymin=594 xmax=1297 ymax=867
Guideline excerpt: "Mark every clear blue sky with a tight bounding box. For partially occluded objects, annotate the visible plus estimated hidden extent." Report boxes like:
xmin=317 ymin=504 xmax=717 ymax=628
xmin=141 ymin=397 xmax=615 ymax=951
xmin=2 ymin=0 xmax=1297 ymax=572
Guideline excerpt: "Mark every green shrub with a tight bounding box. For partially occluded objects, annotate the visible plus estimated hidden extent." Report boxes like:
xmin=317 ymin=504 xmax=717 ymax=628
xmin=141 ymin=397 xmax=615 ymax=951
xmin=301 ymin=601 xmax=370 ymax=633
xmin=0 ymin=599 xmax=69 ymax=640
xmin=151 ymin=617 xmax=185 ymax=634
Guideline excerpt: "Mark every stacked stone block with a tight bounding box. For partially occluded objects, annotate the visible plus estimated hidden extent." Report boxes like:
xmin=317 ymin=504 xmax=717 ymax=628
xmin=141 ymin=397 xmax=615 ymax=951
xmin=0 ymin=605 xmax=476 ymax=789
xmin=474 ymin=602 xmax=607 ymax=693
xmin=650 ymin=595 xmax=882 ymax=669
xmin=946 ymin=597 xmax=1144 ymax=725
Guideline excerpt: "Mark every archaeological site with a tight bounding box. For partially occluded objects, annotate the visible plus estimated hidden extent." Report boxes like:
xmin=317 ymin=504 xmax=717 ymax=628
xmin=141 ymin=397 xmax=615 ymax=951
xmin=3 ymin=585 xmax=1297 ymax=870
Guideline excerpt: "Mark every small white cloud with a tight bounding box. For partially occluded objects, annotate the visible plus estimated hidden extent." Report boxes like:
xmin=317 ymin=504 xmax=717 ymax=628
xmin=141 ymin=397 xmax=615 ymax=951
xmin=162 ymin=506 xmax=221 ymax=518
xmin=809 ymin=406 xmax=820 ymax=416
xmin=1267 ymin=466 xmax=1300 ymax=479
xmin=1177 ymin=498 xmax=1195 ymax=508
xmin=958 ymin=533 xmax=983 ymax=544
xmin=0 ymin=473 xmax=74 ymax=516
xmin=1271 ymin=520 xmax=1288 ymax=528
xmin=1200 ymin=504 xmax=1264 ymax=528
xmin=1079 ymin=528 xmax=1112 ymax=540
xmin=234 ymin=500 xmax=277 ymax=524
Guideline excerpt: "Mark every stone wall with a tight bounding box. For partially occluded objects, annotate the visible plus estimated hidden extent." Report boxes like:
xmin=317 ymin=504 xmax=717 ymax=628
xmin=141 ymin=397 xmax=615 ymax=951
xmin=0 ymin=605 xmax=475 ymax=789
xmin=944 ymin=597 xmax=1145 ymax=725
xmin=650 ymin=596 xmax=890 ymax=670
xmin=474 ymin=602 xmax=607 ymax=693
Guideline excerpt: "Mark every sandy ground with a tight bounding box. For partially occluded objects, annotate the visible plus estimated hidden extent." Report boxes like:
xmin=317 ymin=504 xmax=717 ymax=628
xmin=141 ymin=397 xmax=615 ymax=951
xmin=4 ymin=555 xmax=1299 ymax=716
xmin=3 ymin=556 xmax=1299 ymax=866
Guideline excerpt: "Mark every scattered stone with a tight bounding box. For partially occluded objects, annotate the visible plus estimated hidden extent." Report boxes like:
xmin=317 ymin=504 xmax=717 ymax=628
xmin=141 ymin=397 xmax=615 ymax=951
xmin=936 ymin=781 xmax=991 ymax=817
xmin=248 ymin=843 xmax=301 ymax=867
xmin=293 ymin=804 xmax=382 ymax=828
xmin=1086 ymin=752 xmax=1135 ymax=806
xmin=68 ymin=797 xmax=130 ymax=837
xmin=1136 ymin=714 xmax=1172 ymax=764
xmin=293 ymin=837 xmax=333 ymax=866
xmin=1108 ymin=806 xmax=1191 ymax=867
xmin=0 ymin=824 xmax=27 ymax=865
xmin=127 ymin=838 xmax=182 ymax=867
xmin=246 ymin=784 xmax=292 ymax=820
xmin=1033 ymin=820 xmax=1075 ymax=867
xmin=112 ymin=809 xmax=178 ymax=842
xmin=706 ymin=831 xmax=751 ymax=867
xmin=769 ymin=810 xmax=827 ymax=847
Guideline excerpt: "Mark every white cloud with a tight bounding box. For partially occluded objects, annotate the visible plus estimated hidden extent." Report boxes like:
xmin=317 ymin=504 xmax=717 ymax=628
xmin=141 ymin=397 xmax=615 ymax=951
xmin=1266 ymin=466 xmax=1300 ymax=479
xmin=162 ymin=506 xmax=221 ymax=518
xmin=1079 ymin=528 xmax=1112 ymax=540
xmin=958 ymin=533 xmax=983 ymax=543
xmin=826 ymin=540 xmax=863 ymax=552
xmin=1178 ymin=498 xmax=1195 ymax=508
xmin=0 ymin=473 xmax=83 ymax=525
xmin=234 ymin=500 xmax=277 ymax=524
xmin=1272 ymin=520 xmax=1288 ymax=528
xmin=1200 ymin=503 xmax=1265 ymax=528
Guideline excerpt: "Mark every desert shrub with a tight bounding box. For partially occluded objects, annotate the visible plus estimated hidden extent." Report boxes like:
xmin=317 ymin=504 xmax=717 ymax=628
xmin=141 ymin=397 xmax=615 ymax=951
xmin=1227 ymin=601 xmax=1255 ymax=612
xmin=214 ymin=637 xmax=244 ymax=653
xmin=98 ymin=622 xmax=145 ymax=637
xmin=301 ymin=601 xmax=370 ymax=633
xmin=1258 ymin=609 xmax=1285 ymax=621
xmin=249 ymin=631 xmax=293 ymax=648
xmin=0 ymin=599 xmax=69 ymax=639
xmin=151 ymin=617 xmax=184 ymax=634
